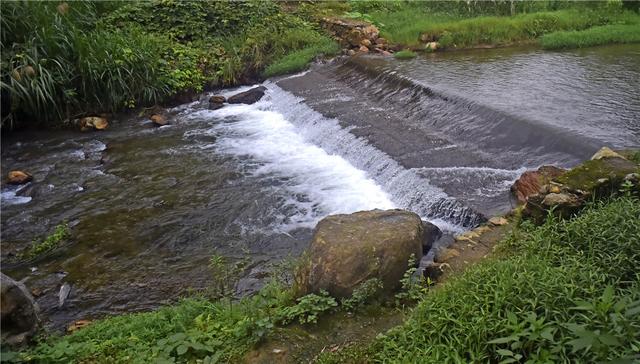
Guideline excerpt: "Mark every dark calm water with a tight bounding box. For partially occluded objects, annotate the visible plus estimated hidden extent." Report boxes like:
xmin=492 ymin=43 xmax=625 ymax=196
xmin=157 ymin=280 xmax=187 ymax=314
xmin=2 ymin=44 xmax=638 ymax=329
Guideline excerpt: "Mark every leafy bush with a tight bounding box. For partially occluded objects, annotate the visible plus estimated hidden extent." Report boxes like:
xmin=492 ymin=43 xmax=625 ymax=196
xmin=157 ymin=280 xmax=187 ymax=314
xmin=341 ymin=279 xmax=384 ymax=312
xmin=277 ymin=290 xmax=338 ymax=325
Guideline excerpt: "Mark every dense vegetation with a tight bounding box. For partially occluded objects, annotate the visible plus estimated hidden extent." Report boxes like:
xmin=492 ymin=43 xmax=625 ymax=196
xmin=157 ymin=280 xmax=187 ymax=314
xmin=0 ymin=1 xmax=338 ymax=129
xmin=318 ymin=197 xmax=640 ymax=363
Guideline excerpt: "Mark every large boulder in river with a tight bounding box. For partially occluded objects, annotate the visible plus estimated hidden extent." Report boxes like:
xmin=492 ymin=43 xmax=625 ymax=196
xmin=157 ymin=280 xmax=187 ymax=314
xmin=511 ymin=165 xmax=566 ymax=204
xmin=79 ymin=116 xmax=108 ymax=131
xmin=227 ymin=86 xmax=267 ymax=105
xmin=299 ymin=209 xmax=423 ymax=298
xmin=1 ymin=273 xmax=40 ymax=346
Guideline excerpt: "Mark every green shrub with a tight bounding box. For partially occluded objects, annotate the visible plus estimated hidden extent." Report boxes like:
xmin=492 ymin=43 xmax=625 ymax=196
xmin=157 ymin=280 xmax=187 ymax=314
xmin=277 ymin=290 xmax=338 ymax=325
xmin=394 ymin=50 xmax=417 ymax=59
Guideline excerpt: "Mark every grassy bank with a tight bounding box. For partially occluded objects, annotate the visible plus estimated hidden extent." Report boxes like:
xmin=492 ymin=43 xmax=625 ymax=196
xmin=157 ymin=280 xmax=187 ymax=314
xmin=318 ymin=197 xmax=640 ymax=363
xmin=541 ymin=23 xmax=640 ymax=48
xmin=363 ymin=1 xmax=640 ymax=49
xmin=0 ymin=1 xmax=338 ymax=129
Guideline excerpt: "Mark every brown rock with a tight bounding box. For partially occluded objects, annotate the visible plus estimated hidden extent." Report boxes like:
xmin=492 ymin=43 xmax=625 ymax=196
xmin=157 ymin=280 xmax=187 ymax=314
xmin=425 ymin=42 xmax=439 ymax=50
xmin=488 ymin=217 xmax=508 ymax=226
xmin=375 ymin=37 xmax=387 ymax=45
xmin=79 ymin=116 xmax=108 ymax=131
xmin=434 ymin=248 xmax=459 ymax=263
xmin=358 ymin=45 xmax=369 ymax=53
xmin=511 ymin=165 xmax=566 ymax=204
xmin=360 ymin=39 xmax=372 ymax=48
xmin=7 ymin=171 xmax=32 ymax=185
xmin=209 ymin=95 xmax=226 ymax=104
xmin=67 ymin=319 xmax=92 ymax=333
xmin=299 ymin=209 xmax=423 ymax=298
xmin=347 ymin=49 xmax=356 ymax=56
xmin=150 ymin=114 xmax=168 ymax=126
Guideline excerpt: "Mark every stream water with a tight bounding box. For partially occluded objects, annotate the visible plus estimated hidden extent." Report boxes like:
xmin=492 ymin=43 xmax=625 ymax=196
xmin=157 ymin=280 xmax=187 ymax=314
xmin=2 ymin=44 xmax=639 ymax=330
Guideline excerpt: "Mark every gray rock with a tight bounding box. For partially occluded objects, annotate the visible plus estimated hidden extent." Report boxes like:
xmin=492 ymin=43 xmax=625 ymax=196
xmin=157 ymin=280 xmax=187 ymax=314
xmin=227 ymin=86 xmax=267 ymax=105
xmin=1 ymin=273 xmax=40 ymax=346
xmin=298 ymin=209 xmax=423 ymax=298
xmin=422 ymin=220 xmax=442 ymax=254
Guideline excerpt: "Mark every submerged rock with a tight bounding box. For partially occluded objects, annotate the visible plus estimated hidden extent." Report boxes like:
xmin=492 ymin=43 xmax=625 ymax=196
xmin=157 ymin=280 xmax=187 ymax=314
xmin=228 ymin=86 xmax=267 ymax=105
xmin=7 ymin=170 xmax=32 ymax=185
xmin=511 ymin=165 xmax=565 ymax=204
xmin=299 ymin=209 xmax=423 ymax=298
xmin=1 ymin=273 xmax=40 ymax=346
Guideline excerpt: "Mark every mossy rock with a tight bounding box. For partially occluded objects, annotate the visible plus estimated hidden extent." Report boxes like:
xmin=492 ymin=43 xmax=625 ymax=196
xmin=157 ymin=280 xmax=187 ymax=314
xmin=299 ymin=209 xmax=423 ymax=299
xmin=554 ymin=157 xmax=638 ymax=198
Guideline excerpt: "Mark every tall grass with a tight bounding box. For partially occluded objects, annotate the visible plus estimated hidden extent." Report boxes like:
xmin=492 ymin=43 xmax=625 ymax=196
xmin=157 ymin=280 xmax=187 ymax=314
xmin=318 ymin=197 xmax=640 ymax=363
xmin=541 ymin=23 xmax=640 ymax=49
xmin=367 ymin=5 xmax=640 ymax=48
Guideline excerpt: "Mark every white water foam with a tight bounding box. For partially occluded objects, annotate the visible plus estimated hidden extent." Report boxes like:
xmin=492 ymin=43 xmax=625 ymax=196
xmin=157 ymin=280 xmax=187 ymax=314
xmin=194 ymin=102 xmax=395 ymax=230
xmin=1 ymin=184 xmax=32 ymax=206
xmin=263 ymin=82 xmax=482 ymax=231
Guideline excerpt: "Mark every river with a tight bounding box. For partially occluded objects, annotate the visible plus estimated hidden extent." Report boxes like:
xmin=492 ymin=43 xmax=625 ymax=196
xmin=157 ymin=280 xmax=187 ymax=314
xmin=1 ymin=44 xmax=639 ymax=330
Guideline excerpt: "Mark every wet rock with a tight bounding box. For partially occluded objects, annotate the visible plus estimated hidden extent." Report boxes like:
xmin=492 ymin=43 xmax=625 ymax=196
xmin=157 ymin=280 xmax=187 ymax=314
xmin=434 ymin=248 xmax=459 ymax=263
xmin=422 ymin=220 xmax=442 ymax=253
xmin=299 ymin=209 xmax=423 ymax=298
xmin=58 ymin=282 xmax=71 ymax=308
xmin=79 ymin=116 xmax=108 ymax=131
xmin=208 ymin=95 xmax=226 ymax=110
xmin=422 ymin=262 xmax=446 ymax=281
xmin=511 ymin=165 xmax=566 ymax=204
xmin=591 ymin=146 xmax=624 ymax=160
xmin=1 ymin=273 xmax=40 ymax=346
xmin=7 ymin=170 xmax=32 ymax=185
xmin=228 ymin=86 xmax=267 ymax=105
xmin=209 ymin=95 xmax=226 ymax=104
xmin=209 ymin=102 xmax=225 ymax=110
xmin=150 ymin=114 xmax=168 ymax=126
